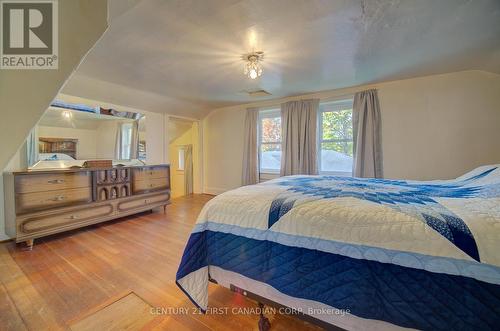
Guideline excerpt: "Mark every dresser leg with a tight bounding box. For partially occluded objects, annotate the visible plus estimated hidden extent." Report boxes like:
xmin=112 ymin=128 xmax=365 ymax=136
xmin=163 ymin=205 xmax=167 ymax=214
xmin=26 ymin=239 xmax=34 ymax=250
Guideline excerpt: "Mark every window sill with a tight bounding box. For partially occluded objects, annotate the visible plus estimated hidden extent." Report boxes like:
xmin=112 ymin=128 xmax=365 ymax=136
xmin=259 ymin=172 xmax=280 ymax=183
xmin=260 ymin=171 xmax=280 ymax=175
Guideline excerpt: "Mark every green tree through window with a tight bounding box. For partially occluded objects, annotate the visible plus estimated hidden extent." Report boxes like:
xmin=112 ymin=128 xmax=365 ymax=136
xmin=319 ymin=100 xmax=353 ymax=174
xmin=259 ymin=110 xmax=282 ymax=172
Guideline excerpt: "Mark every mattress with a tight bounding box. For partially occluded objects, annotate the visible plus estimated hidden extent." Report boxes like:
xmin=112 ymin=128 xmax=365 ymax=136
xmin=176 ymin=165 xmax=500 ymax=330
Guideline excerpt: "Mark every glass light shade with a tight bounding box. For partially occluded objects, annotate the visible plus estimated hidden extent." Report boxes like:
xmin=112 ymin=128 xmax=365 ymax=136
xmin=62 ymin=110 xmax=72 ymax=119
xmin=249 ymin=68 xmax=257 ymax=79
xmin=243 ymin=55 xmax=263 ymax=79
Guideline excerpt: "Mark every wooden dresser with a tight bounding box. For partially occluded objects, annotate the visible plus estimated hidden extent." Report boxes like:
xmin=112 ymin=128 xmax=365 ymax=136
xmin=3 ymin=164 xmax=170 ymax=248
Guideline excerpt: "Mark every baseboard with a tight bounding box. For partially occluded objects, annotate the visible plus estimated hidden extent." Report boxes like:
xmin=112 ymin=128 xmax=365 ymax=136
xmin=0 ymin=233 xmax=12 ymax=242
xmin=203 ymin=187 xmax=229 ymax=195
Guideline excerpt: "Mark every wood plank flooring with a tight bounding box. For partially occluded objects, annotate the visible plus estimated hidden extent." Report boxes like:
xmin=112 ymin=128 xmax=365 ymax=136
xmin=69 ymin=292 xmax=155 ymax=331
xmin=0 ymin=194 xmax=322 ymax=331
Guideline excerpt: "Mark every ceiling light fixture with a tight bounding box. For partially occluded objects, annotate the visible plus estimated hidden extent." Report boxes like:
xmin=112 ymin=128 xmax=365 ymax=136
xmin=62 ymin=110 xmax=72 ymax=119
xmin=243 ymin=51 xmax=264 ymax=79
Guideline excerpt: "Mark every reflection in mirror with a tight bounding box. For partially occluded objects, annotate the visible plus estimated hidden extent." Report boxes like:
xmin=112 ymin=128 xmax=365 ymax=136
xmin=27 ymin=101 xmax=146 ymax=168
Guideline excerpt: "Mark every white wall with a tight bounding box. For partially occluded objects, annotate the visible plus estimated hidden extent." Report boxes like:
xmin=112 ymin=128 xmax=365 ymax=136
xmin=146 ymin=112 xmax=167 ymax=165
xmin=95 ymin=121 xmax=117 ymax=159
xmin=380 ymin=71 xmax=500 ymax=180
xmin=203 ymin=109 xmax=246 ymax=194
xmin=203 ymin=70 xmax=500 ymax=194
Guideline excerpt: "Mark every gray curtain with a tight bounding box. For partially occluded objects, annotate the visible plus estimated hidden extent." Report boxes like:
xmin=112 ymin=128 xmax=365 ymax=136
xmin=26 ymin=127 xmax=38 ymax=166
xmin=352 ymin=89 xmax=383 ymax=178
xmin=242 ymin=107 xmax=259 ymax=185
xmin=280 ymin=99 xmax=319 ymax=176
xmin=114 ymin=123 xmax=125 ymax=160
xmin=184 ymin=145 xmax=194 ymax=195
xmin=130 ymin=120 xmax=139 ymax=159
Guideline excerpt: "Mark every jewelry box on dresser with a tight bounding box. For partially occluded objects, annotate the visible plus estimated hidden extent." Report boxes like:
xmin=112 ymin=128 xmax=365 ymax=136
xmin=3 ymin=164 xmax=170 ymax=248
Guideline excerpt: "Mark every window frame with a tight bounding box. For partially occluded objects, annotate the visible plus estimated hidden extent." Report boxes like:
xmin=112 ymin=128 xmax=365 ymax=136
xmin=318 ymin=99 xmax=354 ymax=176
xmin=258 ymin=108 xmax=282 ymax=174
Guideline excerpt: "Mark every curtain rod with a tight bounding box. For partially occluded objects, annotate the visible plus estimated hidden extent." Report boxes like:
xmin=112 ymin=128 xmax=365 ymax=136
xmin=255 ymin=91 xmax=363 ymax=111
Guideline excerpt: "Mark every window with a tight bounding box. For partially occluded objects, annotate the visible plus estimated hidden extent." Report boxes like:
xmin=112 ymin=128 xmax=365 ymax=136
xmin=318 ymin=99 xmax=354 ymax=175
xmin=138 ymin=140 xmax=146 ymax=161
xmin=258 ymin=109 xmax=281 ymax=173
xmin=178 ymin=147 xmax=185 ymax=171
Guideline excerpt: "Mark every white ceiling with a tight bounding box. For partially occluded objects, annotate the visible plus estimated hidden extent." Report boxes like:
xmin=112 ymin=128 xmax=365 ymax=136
xmin=62 ymin=0 xmax=500 ymax=119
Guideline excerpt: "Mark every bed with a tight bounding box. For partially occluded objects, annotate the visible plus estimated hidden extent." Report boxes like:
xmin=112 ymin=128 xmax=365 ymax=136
xmin=176 ymin=165 xmax=500 ymax=330
xmin=39 ymin=153 xmax=76 ymax=161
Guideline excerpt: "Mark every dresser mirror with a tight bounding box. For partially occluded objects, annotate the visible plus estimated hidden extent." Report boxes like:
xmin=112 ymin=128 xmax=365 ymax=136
xmin=27 ymin=101 xmax=146 ymax=169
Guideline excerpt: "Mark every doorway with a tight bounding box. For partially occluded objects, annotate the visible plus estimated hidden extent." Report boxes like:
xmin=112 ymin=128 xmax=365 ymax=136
xmin=168 ymin=117 xmax=200 ymax=198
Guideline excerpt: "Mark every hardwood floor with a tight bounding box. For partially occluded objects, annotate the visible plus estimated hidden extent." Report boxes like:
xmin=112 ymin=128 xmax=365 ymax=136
xmin=0 ymin=194 xmax=322 ymax=331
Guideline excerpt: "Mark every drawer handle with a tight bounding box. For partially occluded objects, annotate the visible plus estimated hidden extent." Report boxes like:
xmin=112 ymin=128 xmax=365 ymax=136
xmin=144 ymin=199 xmax=149 ymax=204
xmin=48 ymin=179 xmax=64 ymax=184
xmin=49 ymin=195 xmax=65 ymax=201
xmin=68 ymin=215 xmax=79 ymax=220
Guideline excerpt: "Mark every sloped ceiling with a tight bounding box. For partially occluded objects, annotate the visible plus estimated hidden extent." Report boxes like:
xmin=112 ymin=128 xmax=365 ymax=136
xmin=62 ymin=0 xmax=500 ymax=119
xmin=0 ymin=0 xmax=108 ymax=171
xmin=168 ymin=119 xmax=193 ymax=143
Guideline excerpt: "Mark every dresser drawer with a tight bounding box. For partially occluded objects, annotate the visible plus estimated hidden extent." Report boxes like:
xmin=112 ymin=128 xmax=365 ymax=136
xmin=17 ymin=203 xmax=114 ymax=235
xmin=132 ymin=167 xmax=169 ymax=181
xmin=132 ymin=178 xmax=169 ymax=194
xmin=16 ymin=187 xmax=93 ymax=214
xmin=117 ymin=192 xmax=170 ymax=213
xmin=15 ymin=172 xmax=91 ymax=194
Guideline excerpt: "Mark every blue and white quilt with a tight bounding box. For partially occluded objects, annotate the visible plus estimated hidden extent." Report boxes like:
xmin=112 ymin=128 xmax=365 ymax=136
xmin=176 ymin=165 xmax=500 ymax=330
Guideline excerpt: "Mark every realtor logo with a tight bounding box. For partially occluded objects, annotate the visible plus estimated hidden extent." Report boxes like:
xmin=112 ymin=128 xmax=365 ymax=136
xmin=1 ymin=0 xmax=58 ymax=69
